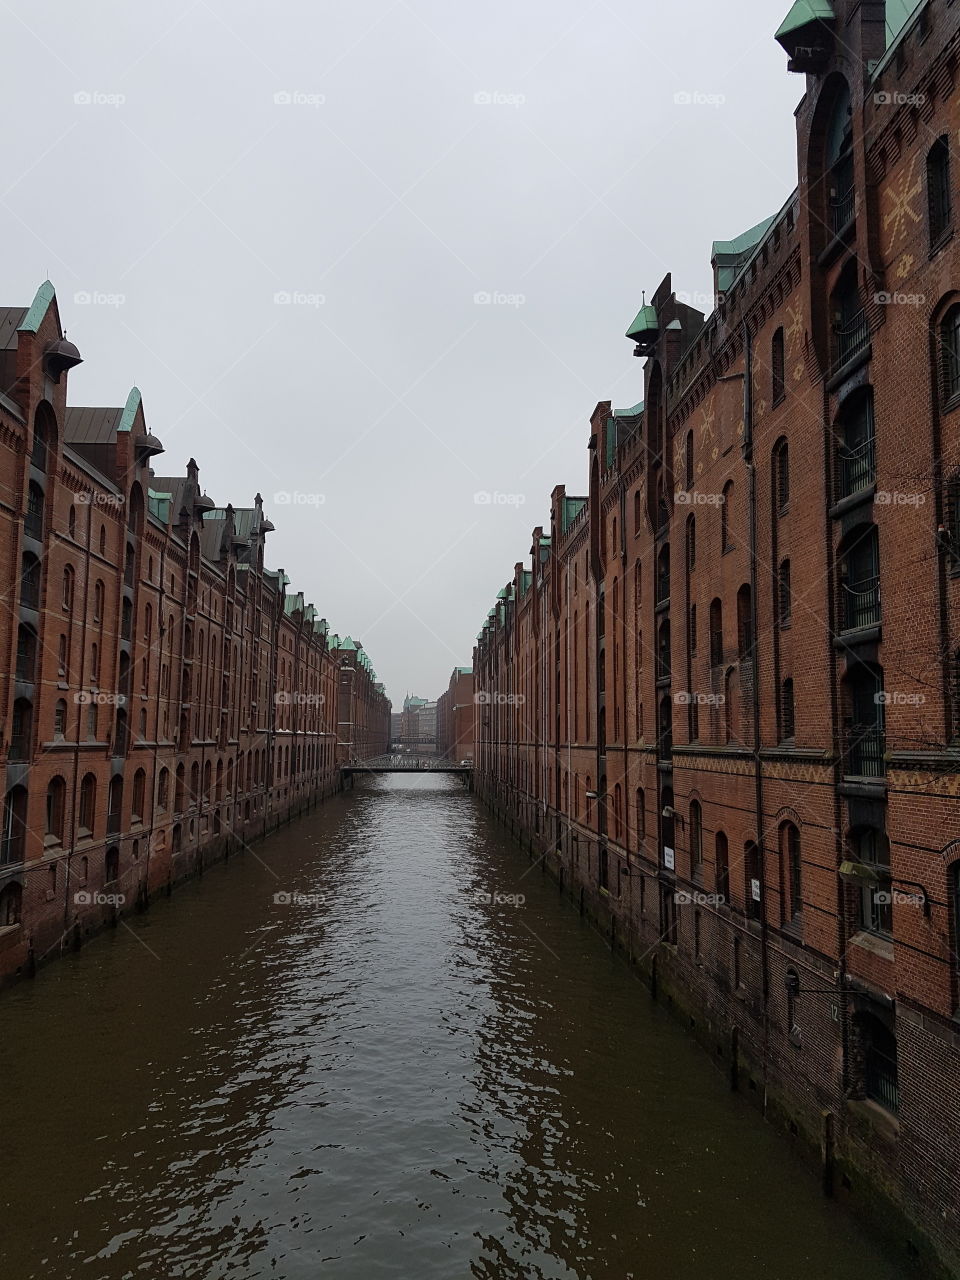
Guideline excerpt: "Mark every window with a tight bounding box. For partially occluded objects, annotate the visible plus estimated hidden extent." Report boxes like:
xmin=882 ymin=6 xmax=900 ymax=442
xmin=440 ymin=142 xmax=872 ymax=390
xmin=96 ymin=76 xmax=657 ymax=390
xmin=780 ymin=678 xmax=796 ymax=741
xmin=837 ymin=389 xmax=876 ymax=496
xmin=684 ymin=430 xmax=694 ymax=490
xmin=20 ymin=553 xmax=41 ymax=610
xmin=16 ymin=624 xmax=37 ymax=683
xmin=79 ymin=772 xmax=97 ymax=833
xmin=98 ymin=525 xmax=106 ymax=556
xmin=721 ymin=482 xmax=734 ymax=550
xmin=25 ymin=481 xmax=44 ymax=540
xmin=93 ymin=580 xmax=104 ymax=622
xmin=686 ymin=514 xmax=696 ymax=571
xmin=68 ymin=506 xmax=76 ymax=539
xmin=856 ymin=1013 xmax=899 ymax=1114
xmin=688 ymin=603 xmax=697 ymax=655
xmin=781 ymin=822 xmax=802 ymax=921
xmin=832 ymin=259 xmax=867 ymax=367
xmin=0 ymin=882 xmax=22 ymax=928
xmin=690 ymin=800 xmax=703 ymax=876
xmin=10 ymin=698 xmax=32 ymax=760
xmin=132 ymin=769 xmax=146 ymax=822
xmin=656 ymin=544 xmax=670 ymax=605
xmin=87 ymin=702 xmax=97 ymax=740
xmin=928 ymin=135 xmax=952 ymax=247
xmin=940 ymin=305 xmax=960 ymax=405
xmin=839 ymin=524 xmax=880 ymax=631
xmin=62 ymin=565 xmax=75 ymax=611
xmin=825 ymin=83 xmax=854 ymax=234
xmin=856 ymin=827 xmax=892 ymax=936
xmin=947 ymin=474 xmax=960 ymax=573
xmin=46 ymin=776 xmax=66 ymax=842
xmin=772 ymin=328 xmax=785 ymax=405
xmin=54 ymin=698 xmax=67 ymax=737
xmin=105 ymin=846 xmax=120 ymax=883
xmin=778 ymin=559 xmax=792 ymax=625
xmin=736 ymin=583 xmax=754 ymax=662
xmin=636 ymin=788 xmax=646 ymax=841
xmin=157 ymin=768 xmax=170 ymax=811
xmin=31 ymin=420 xmax=47 ymax=471
xmin=773 ymin=438 xmax=789 ymax=512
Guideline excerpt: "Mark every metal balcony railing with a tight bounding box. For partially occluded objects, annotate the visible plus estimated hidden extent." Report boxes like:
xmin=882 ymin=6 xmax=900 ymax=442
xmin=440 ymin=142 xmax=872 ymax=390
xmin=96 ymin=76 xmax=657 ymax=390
xmin=830 ymin=185 xmax=855 ymax=234
xmin=834 ymin=309 xmax=869 ymax=367
xmin=844 ymin=725 xmax=886 ymax=778
xmin=839 ymin=435 xmax=876 ymax=498
xmin=865 ymin=1045 xmax=899 ymax=1113
xmin=841 ymin=575 xmax=881 ymax=631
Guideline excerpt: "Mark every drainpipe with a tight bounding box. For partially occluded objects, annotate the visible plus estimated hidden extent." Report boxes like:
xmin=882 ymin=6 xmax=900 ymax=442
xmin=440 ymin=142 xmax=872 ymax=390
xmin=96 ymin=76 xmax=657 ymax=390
xmin=742 ymin=321 xmax=772 ymax=1064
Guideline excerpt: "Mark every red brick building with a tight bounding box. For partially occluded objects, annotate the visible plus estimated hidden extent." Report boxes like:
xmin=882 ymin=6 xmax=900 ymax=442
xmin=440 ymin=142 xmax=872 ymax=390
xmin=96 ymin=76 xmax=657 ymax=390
xmin=0 ymin=281 xmax=390 ymax=987
xmin=436 ymin=667 xmax=474 ymax=763
xmin=475 ymin=2 xmax=960 ymax=1273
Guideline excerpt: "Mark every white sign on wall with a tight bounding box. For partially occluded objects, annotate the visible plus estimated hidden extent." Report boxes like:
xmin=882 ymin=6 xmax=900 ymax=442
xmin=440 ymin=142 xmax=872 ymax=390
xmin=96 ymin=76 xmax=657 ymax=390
xmin=663 ymin=846 xmax=675 ymax=871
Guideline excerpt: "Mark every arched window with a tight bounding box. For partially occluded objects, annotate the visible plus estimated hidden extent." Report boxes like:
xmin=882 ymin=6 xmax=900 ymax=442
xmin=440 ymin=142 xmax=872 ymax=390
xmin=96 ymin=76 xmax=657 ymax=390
xmin=203 ymin=759 xmax=212 ymax=799
xmin=107 ymin=776 xmax=123 ymax=834
xmin=0 ymin=881 xmax=22 ymax=927
xmin=854 ymin=827 xmax=892 ymax=935
xmin=772 ymin=328 xmax=785 ymax=404
xmin=939 ymin=304 xmax=960 ymax=406
xmin=777 ymin=559 xmax=792 ymax=625
xmin=31 ymin=417 xmax=48 ymax=471
xmin=636 ymin=788 xmax=646 ymax=841
xmin=132 ymin=768 xmax=146 ymax=822
xmin=825 ymin=81 xmax=853 ymax=234
xmin=46 ymin=776 xmax=66 ymax=842
xmin=93 ymin=580 xmax=104 ymax=622
xmin=10 ymin=698 xmax=32 ymax=760
xmin=157 ymin=767 xmax=170 ymax=811
xmin=613 ymin=783 xmax=622 ymax=840
xmin=690 ymin=800 xmax=703 ymax=875
xmin=98 ymin=525 xmax=106 ymax=556
xmin=655 ymin=544 xmax=670 ymax=605
xmin=62 ymin=565 xmax=75 ymax=611
xmin=68 ymin=506 xmax=76 ymax=539
xmin=1 ymin=788 xmax=28 ymax=865
xmin=684 ymin=430 xmax=694 ymax=490
xmin=836 ymin=389 xmax=876 ymax=497
xmin=79 ymin=773 xmax=97 ymax=834
xmin=721 ymin=482 xmax=734 ymax=551
xmin=175 ymin=764 xmax=185 ymax=813
xmin=773 ymin=437 xmax=789 ymax=513
xmin=781 ymin=822 xmax=802 ymax=921
xmin=928 ymin=134 xmax=952 ymax=247
xmin=780 ymin=678 xmax=796 ymax=741
xmin=54 ymin=698 xmax=67 ymax=737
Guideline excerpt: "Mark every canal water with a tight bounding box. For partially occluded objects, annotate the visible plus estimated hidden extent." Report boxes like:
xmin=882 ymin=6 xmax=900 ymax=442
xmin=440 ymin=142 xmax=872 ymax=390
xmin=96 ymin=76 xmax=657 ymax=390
xmin=0 ymin=776 xmax=904 ymax=1280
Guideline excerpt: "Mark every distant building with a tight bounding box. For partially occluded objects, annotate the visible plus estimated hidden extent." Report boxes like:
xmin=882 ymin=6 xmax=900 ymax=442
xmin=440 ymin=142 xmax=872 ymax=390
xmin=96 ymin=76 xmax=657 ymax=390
xmin=437 ymin=668 xmax=473 ymax=762
xmin=399 ymin=695 xmax=437 ymax=753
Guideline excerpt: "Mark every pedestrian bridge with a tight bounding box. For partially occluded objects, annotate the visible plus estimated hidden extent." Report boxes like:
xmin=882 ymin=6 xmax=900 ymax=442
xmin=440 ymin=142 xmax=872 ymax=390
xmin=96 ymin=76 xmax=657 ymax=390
xmin=343 ymin=755 xmax=472 ymax=775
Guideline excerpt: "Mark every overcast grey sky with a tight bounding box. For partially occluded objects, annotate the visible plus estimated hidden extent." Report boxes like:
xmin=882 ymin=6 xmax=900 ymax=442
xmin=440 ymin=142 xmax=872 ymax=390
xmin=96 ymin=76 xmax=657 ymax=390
xmin=2 ymin=0 xmax=802 ymax=704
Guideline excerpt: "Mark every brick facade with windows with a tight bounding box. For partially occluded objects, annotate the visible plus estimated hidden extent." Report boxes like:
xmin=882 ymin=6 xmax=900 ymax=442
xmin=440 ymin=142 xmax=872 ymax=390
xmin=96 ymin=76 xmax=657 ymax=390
xmin=0 ymin=283 xmax=390 ymax=988
xmin=474 ymin=3 xmax=960 ymax=1273
xmin=437 ymin=667 xmax=474 ymax=763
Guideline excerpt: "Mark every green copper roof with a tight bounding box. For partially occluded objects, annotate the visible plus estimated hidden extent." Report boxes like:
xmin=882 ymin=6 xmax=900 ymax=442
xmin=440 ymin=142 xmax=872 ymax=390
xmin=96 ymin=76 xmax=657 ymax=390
xmin=456 ymin=666 xmax=473 ymax=675
xmin=614 ymin=401 xmax=644 ymax=418
xmin=712 ymin=215 xmax=776 ymax=259
xmin=18 ymin=280 xmax=55 ymax=334
xmin=328 ymin=633 xmax=340 ymax=648
xmin=775 ymin=0 xmax=834 ymax=40
xmin=560 ymin=496 xmax=587 ymax=534
xmin=339 ymin=636 xmax=357 ymax=652
xmin=117 ymin=387 xmax=141 ymax=433
xmin=625 ymin=304 xmax=658 ymax=342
